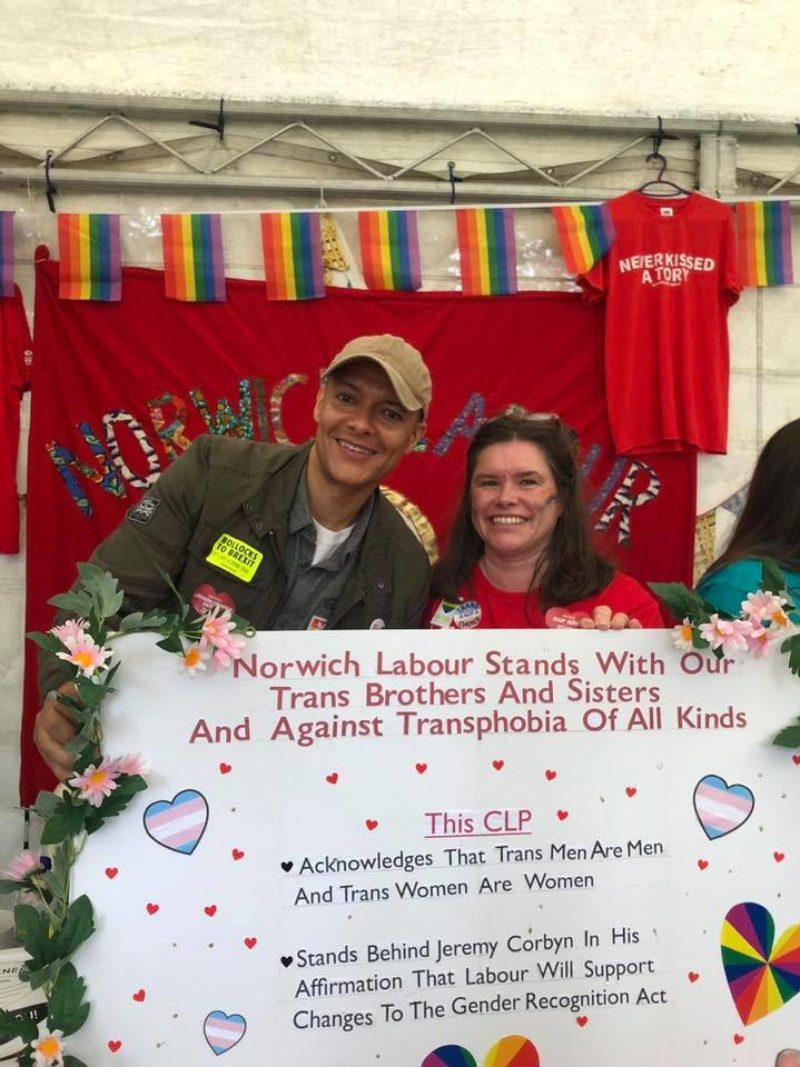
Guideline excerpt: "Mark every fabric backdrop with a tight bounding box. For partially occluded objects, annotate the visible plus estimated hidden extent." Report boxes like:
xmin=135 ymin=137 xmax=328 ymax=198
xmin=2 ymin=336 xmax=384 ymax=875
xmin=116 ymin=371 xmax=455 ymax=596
xmin=22 ymin=252 xmax=696 ymax=802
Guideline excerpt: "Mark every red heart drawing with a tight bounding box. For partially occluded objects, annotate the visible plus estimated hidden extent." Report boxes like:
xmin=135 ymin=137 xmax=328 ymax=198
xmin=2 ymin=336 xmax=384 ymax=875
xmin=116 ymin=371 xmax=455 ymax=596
xmin=793 ymin=755 xmax=800 ymax=765
xmin=545 ymin=769 xmax=557 ymax=781
xmin=232 ymin=848 xmax=245 ymax=861
xmin=244 ymin=937 xmax=257 ymax=949
xmin=557 ymin=810 xmax=569 ymax=821
xmin=326 ymin=772 xmax=339 ymax=785
xmin=576 ymin=1016 xmax=588 ymax=1027
xmin=146 ymin=902 xmax=159 ymax=915
xmin=132 ymin=989 xmax=146 ymax=1002
xmin=105 ymin=867 xmax=118 ymax=879
xmin=366 ymin=819 xmax=378 ymax=831
xmin=733 ymin=1034 xmax=744 ymax=1045
xmin=415 ymin=763 xmax=428 ymax=774
xmin=108 ymin=1041 xmax=122 ymax=1053
xmin=697 ymin=859 xmax=709 ymax=870
xmin=219 ymin=762 xmax=232 ymax=775
xmin=492 ymin=759 xmax=505 ymax=771
xmin=625 ymin=786 xmax=637 ymax=797
xmin=688 ymin=971 xmax=700 ymax=983
xmin=191 ymin=583 xmax=235 ymax=616
xmin=204 ymin=905 xmax=217 ymax=917
xmin=774 ymin=851 xmax=786 ymax=862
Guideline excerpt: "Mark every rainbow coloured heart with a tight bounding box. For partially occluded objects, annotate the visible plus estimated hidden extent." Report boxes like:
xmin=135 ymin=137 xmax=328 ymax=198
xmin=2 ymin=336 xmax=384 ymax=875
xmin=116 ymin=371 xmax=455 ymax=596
xmin=721 ymin=902 xmax=800 ymax=1024
xmin=422 ymin=1035 xmax=539 ymax=1066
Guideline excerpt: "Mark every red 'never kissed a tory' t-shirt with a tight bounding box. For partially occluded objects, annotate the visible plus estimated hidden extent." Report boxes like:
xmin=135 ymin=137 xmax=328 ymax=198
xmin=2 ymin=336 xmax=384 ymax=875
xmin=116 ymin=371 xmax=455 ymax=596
xmin=580 ymin=191 xmax=740 ymax=456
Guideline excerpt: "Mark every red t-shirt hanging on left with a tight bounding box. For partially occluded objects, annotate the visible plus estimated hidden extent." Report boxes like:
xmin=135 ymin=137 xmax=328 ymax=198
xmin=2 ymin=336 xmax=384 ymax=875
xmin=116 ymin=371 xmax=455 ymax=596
xmin=580 ymin=191 xmax=740 ymax=456
xmin=0 ymin=286 xmax=32 ymax=553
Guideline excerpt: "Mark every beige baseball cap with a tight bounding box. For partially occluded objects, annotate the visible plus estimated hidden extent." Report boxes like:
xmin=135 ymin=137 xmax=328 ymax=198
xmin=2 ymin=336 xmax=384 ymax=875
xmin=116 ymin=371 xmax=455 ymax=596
xmin=324 ymin=334 xmax=432 ymax=417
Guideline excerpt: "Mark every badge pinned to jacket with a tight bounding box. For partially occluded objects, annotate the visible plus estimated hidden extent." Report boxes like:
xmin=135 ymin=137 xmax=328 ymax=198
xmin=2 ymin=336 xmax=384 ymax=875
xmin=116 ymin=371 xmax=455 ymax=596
xmin=206 ymin=533 xmax=264 ymax=583
xmin=429 ymin=599 xmax=481 ymax=629
xmin=128 ymin=496 xmax=160 ymax=526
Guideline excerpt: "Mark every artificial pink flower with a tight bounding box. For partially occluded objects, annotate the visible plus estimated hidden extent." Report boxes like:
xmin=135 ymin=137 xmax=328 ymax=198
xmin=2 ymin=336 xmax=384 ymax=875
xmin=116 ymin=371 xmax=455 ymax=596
xmin=56 ymin=635 xmax=113 ymax=678
xmin=698 ymin=614 xmax=752 ymax=655
xmin=198 ymin=606 xmax=237 ymax=649
xmin=49 ymin=617 xmax=89 ymax=647
xmin=32 ymin=1030 xmax=64 ymax=1067
xmin=671 ymin=619 xmax=696 ymax=651
xmin=68 ymin=759 xmax=120 ymax=807
xmin=180 ymin=643 xmax=209 ymax=676
xmin=0 ymin=849 xmax=41 ymax=882
xmin=197 ymin=606 xmax=247 ymax=667
xmin=741 ymin=590 xmax=787 ymax=623
xmin=745 ymin=624 xmax=773 ymax=658
xmin=107 ymin=752 xmax=149 ymax=778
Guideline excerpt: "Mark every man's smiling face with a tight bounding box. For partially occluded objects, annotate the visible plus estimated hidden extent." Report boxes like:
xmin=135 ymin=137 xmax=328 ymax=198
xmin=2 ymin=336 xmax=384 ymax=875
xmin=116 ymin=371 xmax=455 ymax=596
xmin=310 ymin=359 xmax=424 ymax=496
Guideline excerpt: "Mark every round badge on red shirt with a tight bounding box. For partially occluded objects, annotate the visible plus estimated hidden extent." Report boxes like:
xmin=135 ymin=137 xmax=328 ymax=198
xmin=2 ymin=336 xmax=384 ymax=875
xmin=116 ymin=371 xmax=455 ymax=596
xmin=544 ymin=606 xmax=590 ymax=629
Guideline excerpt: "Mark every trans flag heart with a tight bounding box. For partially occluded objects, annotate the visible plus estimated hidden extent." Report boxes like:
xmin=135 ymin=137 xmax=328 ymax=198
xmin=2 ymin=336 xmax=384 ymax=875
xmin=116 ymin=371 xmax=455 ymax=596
xmin=693 ymin=774 xmax=754 ymax=839
xmin=143 ymin=789 xmax=208 ymax=855
xmin=203 ymin=1011 xmax=247 ymax=1055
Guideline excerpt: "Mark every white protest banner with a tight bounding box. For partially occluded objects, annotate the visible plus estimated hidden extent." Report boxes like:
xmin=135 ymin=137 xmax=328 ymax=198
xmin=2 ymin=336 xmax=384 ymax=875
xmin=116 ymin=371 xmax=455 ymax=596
xmin=68 ymin=630 xmax=800 ymax=1066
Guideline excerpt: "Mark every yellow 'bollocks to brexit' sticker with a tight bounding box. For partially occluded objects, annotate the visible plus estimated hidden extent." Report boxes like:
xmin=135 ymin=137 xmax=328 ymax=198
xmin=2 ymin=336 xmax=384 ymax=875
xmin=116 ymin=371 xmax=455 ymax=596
xmin=206 ymin=533 xmax=264 ymax=583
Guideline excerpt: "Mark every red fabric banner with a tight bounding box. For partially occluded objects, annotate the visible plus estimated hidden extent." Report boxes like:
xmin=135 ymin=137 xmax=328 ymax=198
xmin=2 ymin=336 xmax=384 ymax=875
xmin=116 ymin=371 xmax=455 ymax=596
xmin=23 ymin=253 xmax=696 ymax=802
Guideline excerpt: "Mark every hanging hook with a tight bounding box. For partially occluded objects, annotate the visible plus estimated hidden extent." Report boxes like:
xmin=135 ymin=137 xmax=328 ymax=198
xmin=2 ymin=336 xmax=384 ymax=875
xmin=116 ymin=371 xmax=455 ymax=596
xmin=189 ymin=98 xmax=225 ymax=141
xmin=447 ymin=160 xmax=462 ymax=205
xmin=646 ymin=115 xmax=679 ymax=163
xmin=44 ymin=150 xmax=58 ymax=213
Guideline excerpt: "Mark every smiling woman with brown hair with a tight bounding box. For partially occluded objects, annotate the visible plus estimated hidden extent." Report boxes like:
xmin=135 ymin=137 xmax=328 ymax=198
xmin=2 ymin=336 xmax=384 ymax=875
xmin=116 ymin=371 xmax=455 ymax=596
xmin=428 ymin=413 xmax=663 ymax=630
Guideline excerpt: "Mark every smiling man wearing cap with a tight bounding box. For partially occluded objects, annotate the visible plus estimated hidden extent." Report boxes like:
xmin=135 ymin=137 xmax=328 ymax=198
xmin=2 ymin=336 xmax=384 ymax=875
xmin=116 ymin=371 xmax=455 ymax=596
xmin=35 ymin=334 xmax=433 ymax=779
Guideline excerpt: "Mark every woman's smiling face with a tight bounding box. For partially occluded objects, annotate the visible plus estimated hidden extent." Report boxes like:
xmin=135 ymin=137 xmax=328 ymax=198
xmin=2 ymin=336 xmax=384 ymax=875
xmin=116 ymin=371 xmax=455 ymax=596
xmin=470 ymin=439 xmax=563 ymax=563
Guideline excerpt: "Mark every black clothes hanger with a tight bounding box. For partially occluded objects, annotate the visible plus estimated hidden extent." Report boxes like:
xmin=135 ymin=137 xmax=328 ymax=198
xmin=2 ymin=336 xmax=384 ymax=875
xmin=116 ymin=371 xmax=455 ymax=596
xmin=637 ymin=117 xmax=691 ymax=198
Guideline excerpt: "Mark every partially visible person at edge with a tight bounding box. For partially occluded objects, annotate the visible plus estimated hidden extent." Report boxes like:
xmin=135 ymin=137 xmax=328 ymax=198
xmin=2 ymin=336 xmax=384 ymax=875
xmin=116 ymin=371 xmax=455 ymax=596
xmin=697 ymin=416 xmax=800 ymax=621
xmin=36 ymin=334 xmax=433 ymax=779
xmin=426 ymin=413 xmax=664 ymax=630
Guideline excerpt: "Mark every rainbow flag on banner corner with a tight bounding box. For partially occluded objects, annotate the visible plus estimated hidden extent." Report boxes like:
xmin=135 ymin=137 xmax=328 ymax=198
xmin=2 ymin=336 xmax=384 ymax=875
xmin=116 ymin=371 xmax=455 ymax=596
xmin=551 ymin=204 xmax=616 ymax=276
xmin=736 ymin=200 xmax=794 ymax=287
xmin=57 ymin=214 xmax=122 ymax=301
xmin=161 ymin=214 xmax=227 ymax=302
xmin=261 ymin=213 xmax=325 ymax=300
xmin=0 ymin=211 xmax=14 ymax=298
xmin=358 ymin=210 xmax=421 ymax=291
xmin=456 ymin=208 xmax=517 ymax=295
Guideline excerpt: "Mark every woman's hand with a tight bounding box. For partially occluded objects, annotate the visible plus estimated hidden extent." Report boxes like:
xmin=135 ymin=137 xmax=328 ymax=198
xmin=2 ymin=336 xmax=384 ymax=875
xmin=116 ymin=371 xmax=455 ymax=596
xmin=34 ymin=682 xmax=79 ymax=780
xmin=579 ymin=605 xmax=643 ymax=630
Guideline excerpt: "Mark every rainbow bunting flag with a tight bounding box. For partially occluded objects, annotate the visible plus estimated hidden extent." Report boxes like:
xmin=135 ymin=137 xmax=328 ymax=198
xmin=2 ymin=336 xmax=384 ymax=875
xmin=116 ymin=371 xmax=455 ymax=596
xmin=551 ymin=204 xmax=616 ymax=275
xmin=736 ymin=200 xmax=794 ymax=287
xmin=57 ymin=214 xmax=121 ymax=301
xmin=161 ymin=214 xmax=226 ymax=302
xmin=456 ymin=208 xmax=517 ymax=295
xmin=358 ymin=210 xmax=421 ymax=290
xmin=0 ymin=211 xmax=14 ymax=298
xmin=260 ymin=213 xmax=325 ymax=301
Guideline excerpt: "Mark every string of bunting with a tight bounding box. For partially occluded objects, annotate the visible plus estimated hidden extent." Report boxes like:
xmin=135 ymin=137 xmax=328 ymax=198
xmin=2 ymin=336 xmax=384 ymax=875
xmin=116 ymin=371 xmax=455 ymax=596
xmin=1 ymin=202 xmax=793 ymax=304
xmin=56 ymin=214 xmax=122 ymax=301
xmin=357 ymin=210 xmax=421 ymax=291
xmin=735 ymin=200 xmax=794 ymax=287
xmin=161 ymin=213 xmax=227 ymax=302
xmin=551 ymin=203 xmax=616 ymax=275
xmin=456 ymin=207 xmax=517 ymax=295
xmin=261 ymin=212 xmax=325 ymax=301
